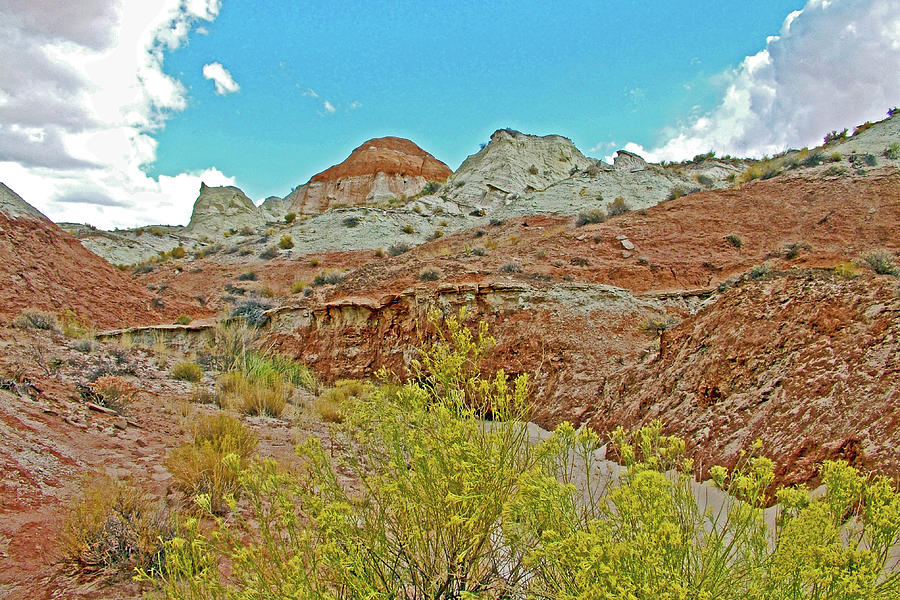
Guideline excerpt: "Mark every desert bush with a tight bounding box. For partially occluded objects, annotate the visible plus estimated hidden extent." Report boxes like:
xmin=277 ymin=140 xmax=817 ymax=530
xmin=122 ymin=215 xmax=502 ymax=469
xmin=90 ymin=375 xmax=138 ymax=412
xmin=312 ymin=269 xmax=344 ymax=286
xmin=471 ymin=247 xmax=487 ymax=256
xmin=422 ymin=181 xmax=440 ymax=194
xmin=165 ymin=413 xmax=257 ymax=514
xmin=489 ymin=218 xmax=505 ymax=226
xmin=171 ymin=360 xmax=202 ymax=382
xmin=237 ymin=271 xmax=257 ymax=281
xmin=284 ymin=212 xmax=296 ymax=223
xmin=401 ymin=224 xmax=414 ymax=234
xmin=314 ymin=388 xmax=349 ymax=423
xmin=824 ymin=128 xmax=848 ymax=144
xmin=527 ymin=164 xmax=539 ymax=175
xmin=217 ymin=371 xmax=287 ymax=417
xmin=784 ymin=242 xmax=810 ymax=260
xmin=823 ymin=165 xmax=847 ymax=177
xmin=58 ymin=308 xmax=94 ymax=338
xmin=61 ymin=475 xmax=172 ymax=577
xmin=860 ymin=251 xmax=899 ymax=276
xmin=884 ymin=143 xmax=900 ymax=160
xmin=419 ymin=267 xmax=442 ymax=281
xmin=174 ymin=314 xmax=191 ymax=325
xmin=388 ymin=243 xmax=410 ymax=256
xmin=374 ymin=247 xmax=385 ymax=258
xmin=278 ymin=234 xmax=294 ymax=249
xmin=258 ymin=246 xmax=279 ymax=260
xmin=242 ymin=351 xmax=317 ymax=393
xmin=231 ymin=299 xmax=272 ymax=327
xmin=500 ymin=262 xmax=522 ymax=274
xmin=576 ymin=208 xmax=606 ymax=226
xmin=170 ymin=246 xmax=186 ymax=259
xmin=726 ymin=233 xmax=743 ymax=248
xmin=608 ymin=197 xmax=630 ymax=216
xmin=428 ymin=229 xmax=444 ymax=240
xmin=570 ymin=256 xmax=589 ymax=266
xmin=148 ymin=313 xmax=900 ymax=600
xmin=290 ymin=281 xmax=307 ymax=294
xmin=15 ymin=308 xmax=58 ymax=331
xmin=342 ymin=216 xmax=361 ymax=228
xmin=749 ymin=264 xmax=769 ymax=280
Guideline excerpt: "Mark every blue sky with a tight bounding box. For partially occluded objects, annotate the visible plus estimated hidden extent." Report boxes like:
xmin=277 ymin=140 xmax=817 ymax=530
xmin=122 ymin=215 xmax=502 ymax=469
xmin=151 ymin=0 xmax=806 ymax=200
xmin=1 ymin=0 xmax=898 ymax=228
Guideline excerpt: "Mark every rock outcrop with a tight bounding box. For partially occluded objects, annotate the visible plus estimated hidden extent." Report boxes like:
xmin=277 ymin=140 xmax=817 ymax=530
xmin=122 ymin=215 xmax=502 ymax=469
xmin=186 ymin=183 xmax=269 ymax=238
xmin=284 ymin=137 xmax=452 ymax=215
xmin=0 ymin=183 xmax=206 ymax=328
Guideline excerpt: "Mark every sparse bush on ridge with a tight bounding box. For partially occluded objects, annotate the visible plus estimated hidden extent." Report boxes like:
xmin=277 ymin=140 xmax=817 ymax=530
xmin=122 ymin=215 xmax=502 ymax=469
xmin=237 ymin=271 xmax=257 ymax=281
xmin=284 ymin=212 xmax=296 ymax=223
xmin=258 ymin=246 xmax=278 ymax=260
xmin=726 ymin=233 xmax=743 ymax=248
xmin=14 ymin=308 xmax=58 ymax=331
xmin=174 ymin=314 xmax=191 ymax=325
xmin=231 ymin=299 xmax=272 ymax=327
xmin=312 ymin=269 xmax=344 ymax=286
xmin=342 ymin=216 xmax=362 ymax=228
xmin=278 ymin=234 xmax=294 ymax=249
xmin=147 ymin=311 xmax=900 ymax=599
xmin=607 ymin=196 xmax=630 ymax=216
xmin=388 ymin=242 xmax=410 ymax=256
xmin=500 ymin=261 xmax=522 ymax=274
xmin=419 ymin=267 xmax=441 ymax=281
xmin=861 ymin=251 xmax=899 ymax=276
xmin=576 ymin=208 xmax=606 ymax=226
xmin=90 ymin=375 xmax=138 ymax=412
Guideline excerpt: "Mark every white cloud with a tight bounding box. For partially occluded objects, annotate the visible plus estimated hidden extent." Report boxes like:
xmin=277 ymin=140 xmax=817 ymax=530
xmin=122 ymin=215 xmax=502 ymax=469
xmin=323 ymin=100 xmax=336 ymax=114
xmin=0 ymin=0 xmax=233 ymax=229
xmin=633 ymin=0 xmax=900 ymax=161
xmin=302 ymin=88 xmax=319 ymax=98
xmin=202 ymin=61 xmax=240 ymax=95
xmin=349 ymin=100 xmax=362 ymax=110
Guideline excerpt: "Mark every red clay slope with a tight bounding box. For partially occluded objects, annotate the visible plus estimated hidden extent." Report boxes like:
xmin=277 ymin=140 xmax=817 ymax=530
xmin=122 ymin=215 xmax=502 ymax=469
xmin=0 ymin=189 xmax=208 ymax=329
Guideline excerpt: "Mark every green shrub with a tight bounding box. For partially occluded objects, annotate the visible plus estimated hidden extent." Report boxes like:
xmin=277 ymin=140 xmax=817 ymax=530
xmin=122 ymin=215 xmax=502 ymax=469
xmin=500 ymin=262 xmax=522 ymax=274
xmin=171 ymin=360 xmax=202 ymax=382
xmin=401 ymin=224 xmax=415 ymax=234
xmin=576 ymin=208 xmax=606 ymax=226
xmin=421 ymin=181 xmax=440 ymax=195
xmin=342 ymin=216 xmax=361 ymax=228
xmin=237 ymin=271 xmax=257 ymax=281
xmin=725 ymin=233 xmax=743 ymax=248
xmin=174 ymin=314 xmax=192 ymax=325
xmin=278 ymin=234 xmax=294 ymax=249
xmin=290 ymin=281 xmax=308 ymax=294
xmin=527 ymin=164 xmax=539 ymax=175
xmin=884 ymin=143 xmax=900 ymax=160
xmin=231 ymin=299 xmax=272 ymax=327
xmin=824 ymin=128 xmax=848 ymax=144
xmin=170 ymin=246 xmax=186 ymax=259
xmin=284 ymin=212 xmax=297 ymax=224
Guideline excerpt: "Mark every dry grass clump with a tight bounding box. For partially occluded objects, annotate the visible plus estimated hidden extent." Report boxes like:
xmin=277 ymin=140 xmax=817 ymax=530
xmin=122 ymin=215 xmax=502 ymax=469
xmin=60 ymin=474 xmax=172 ymax=576
xmin=165 ymin=413 xmax=257 ymax=513
xmin=216 ymin=371 xmax=288 ymax=417
xmin=860 ymin=250 xmax=899 ymax=276
xmin=90 ymin=375 xmax=139 ymax=412
xmin=314 ymin=379 xmax=367 ymax=423
xmin=171 ymin=360 xmax=203 ymax=382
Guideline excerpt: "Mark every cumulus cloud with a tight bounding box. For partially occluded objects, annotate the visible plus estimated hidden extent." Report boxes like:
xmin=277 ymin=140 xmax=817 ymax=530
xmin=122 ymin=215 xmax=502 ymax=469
xmin=202 ymin=61 xmax=240 ymax=95
xmin=622 ymin=0 xmax=900 ymax=161
xmin=0 ymin=0 xmax=234 ymax=228
xmin=323 ymin=100 xmax=336 ymax=114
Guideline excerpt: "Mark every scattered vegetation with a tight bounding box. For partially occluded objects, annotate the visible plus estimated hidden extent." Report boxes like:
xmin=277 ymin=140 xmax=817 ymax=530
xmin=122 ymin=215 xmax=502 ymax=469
xmin=148 ymin=312 xmax=900 ymax=599
xmin=500 ymin=261 xmax=522 ymax=274
xmin=174 ymin=314 xmax=192 ymax=325
xmin=171 ymin=360 xmax=202 ymax=382
xmin=641 ymin=317 xmax=673 ymax=335
xmin=824 ymin=128 xmax=848 ymax=144
xmin=576 ymin=208 xmax=607 ymax=226
xmin=429 ymin=229 xmax=444 ymax=240
xmin=237 ymin=271 xmax=257 ymax=281
xmin=421 ymin=181 xmax=441 ymax=195
xmin=783 ymin=241 xmax=810 ymax=260
xmin=216 ymin=370 xmax=288 ymax=417
xmin=342 ymin=216 xmax=362 ymax=228
xmin=231 ymin=299 xmax=272 ymax=327
xmin=401 ymin=224 xmax=415 ymax=234
xmin=170 ymin=246 xmax=186 ymax=260
xmin=290 ymin=281 xmax=308 ymax=294
xmin=834 ymin=261 xmax=860 ymax=279
xmin=164 ymin=414 xmax=257 ymax=514
xmin=527 ymin=164 xmax=539 ymax=175
xmin=725 ymin=233 xmax=743 ymax=248
xmin=884 ymin=143 xmax=900 ymax=160
xmin=489 ymin=218 xmax=505 ymax=227
xmin=667 ymin=186 xmax=690 ymax=200
xmin=284 ymin=212 xmax=296 ymax=224
xmin=570 ymin=257 xmax=589 ymax=266
xmin=471 ymin=247 xmax=487 ymax=256
xmin=278 ymin=234 xmax=294 ymax=249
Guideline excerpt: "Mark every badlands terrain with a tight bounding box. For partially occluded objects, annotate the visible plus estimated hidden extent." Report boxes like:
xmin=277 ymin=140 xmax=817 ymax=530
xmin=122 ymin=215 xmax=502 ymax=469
xmin=1 ymin=114 xmax=899 ymax=598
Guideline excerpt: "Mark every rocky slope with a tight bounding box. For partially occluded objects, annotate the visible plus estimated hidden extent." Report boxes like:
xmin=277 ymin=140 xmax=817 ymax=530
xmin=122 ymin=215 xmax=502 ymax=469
xmin=186 ymin=183 xmax=272 ymax=239
xmin=282 ymin=136 xmax=452 ymax=216
xmin=0 ymin=183 xmax=207 ymax=329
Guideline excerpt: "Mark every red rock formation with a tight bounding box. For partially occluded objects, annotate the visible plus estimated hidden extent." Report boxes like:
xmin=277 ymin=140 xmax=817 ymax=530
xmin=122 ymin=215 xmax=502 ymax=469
xmin=286 ymin=137 xmax=452 ymax=214
xmin=0 ymin=188 xmax=208 ymax=329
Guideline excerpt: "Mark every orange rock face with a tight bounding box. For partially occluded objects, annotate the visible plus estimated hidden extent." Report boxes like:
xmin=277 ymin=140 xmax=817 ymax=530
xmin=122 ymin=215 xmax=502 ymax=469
xmin=310 ymin=136 xmax=451 ymax=182
xmin=287 ymin=137 xmax=451 ymax=215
